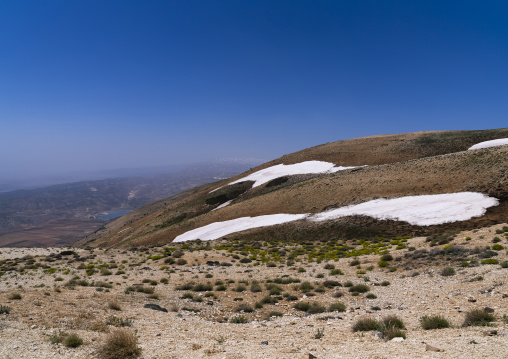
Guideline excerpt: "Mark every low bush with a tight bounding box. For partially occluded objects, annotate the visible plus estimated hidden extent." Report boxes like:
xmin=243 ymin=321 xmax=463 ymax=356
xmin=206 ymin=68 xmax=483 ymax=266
xmin=463 ymin=309 xmax=495 ymax=327
xmin=328 ymin=302 xmax=346 ymax=312
xmin=64 ymin=333 xmax=83 ymax=348
xmin=230 ymin=315 xmax=248 ymax=324
xmin=348 ymin=284 xmax=369 ymax=293
xmin=352 ymin=317 xmax=381 ymax=332
xmin=98 ymin=329 xmax=141 ymax=359
xmin=440 ymin=267 xmax=456 ymax=276
xmin=420 ymin=315 xmax=450 ymax=329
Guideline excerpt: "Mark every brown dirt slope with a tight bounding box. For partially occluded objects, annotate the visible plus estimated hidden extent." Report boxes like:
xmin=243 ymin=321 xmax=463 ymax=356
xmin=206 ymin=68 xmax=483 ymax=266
xmin=78 ymin=128 xmax=508 ymax=249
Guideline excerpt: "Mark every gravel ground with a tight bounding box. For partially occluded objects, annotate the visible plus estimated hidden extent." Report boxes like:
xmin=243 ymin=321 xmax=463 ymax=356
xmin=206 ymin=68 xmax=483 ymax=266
xmin=0 ymin=224 xmax=507 ymax=358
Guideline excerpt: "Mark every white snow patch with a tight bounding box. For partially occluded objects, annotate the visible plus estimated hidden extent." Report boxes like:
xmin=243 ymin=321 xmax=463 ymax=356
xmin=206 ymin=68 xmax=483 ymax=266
xmin=173 ymin=214 xmax=308 ymax=242
xmin=310 ymin=192 xmax=498 ymax=226
xmin=468 ymin=138 xmax=508 ymax=150
xmin=212 ymin=200 xmax=232 ymax=211
xmin=173 ymin=192 xmax=499 ymax=242
xmin=228 ymin=161 xmax=361 ymax=188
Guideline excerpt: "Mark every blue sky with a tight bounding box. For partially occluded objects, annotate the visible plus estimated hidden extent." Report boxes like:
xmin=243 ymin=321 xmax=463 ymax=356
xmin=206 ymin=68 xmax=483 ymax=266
xmin=1 ymin=1 xmax=507 ymax=181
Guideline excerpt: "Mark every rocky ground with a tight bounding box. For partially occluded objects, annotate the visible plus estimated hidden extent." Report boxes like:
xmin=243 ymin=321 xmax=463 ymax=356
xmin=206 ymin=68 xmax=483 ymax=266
xmin=0 ymin=224 xmax=507 ymax=358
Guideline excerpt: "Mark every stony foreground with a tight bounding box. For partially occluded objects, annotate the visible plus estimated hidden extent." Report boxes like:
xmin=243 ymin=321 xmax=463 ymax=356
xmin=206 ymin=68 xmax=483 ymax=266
xmin=1 ymin=224 xmax=507 ymax=358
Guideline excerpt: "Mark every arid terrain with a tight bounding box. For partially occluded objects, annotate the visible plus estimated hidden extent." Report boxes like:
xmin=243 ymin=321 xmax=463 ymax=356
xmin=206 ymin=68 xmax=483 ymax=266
xmin=2 ymin=129 xmax=508 ymax=358
xmin=1 ymin=223 xmax=507 ymax=358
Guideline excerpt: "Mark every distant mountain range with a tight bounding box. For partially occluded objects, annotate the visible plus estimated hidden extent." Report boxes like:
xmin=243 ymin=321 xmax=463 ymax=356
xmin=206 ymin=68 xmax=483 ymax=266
xmin=0 ymin=158 xmax=263 ymax=247
xmin=76 ymin=128 xmax=508 ymax=249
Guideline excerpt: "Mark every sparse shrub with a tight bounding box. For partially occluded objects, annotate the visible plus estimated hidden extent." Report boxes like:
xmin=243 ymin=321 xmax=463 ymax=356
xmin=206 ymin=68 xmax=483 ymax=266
xmin=332 ymin=291 xmax=344 ymax=298
xmin=261 ymin=296 xmax=278 ymax=304
xmin=64 ymin=333 xmax=83 ymax=348
xmin=105 ymin=315 xmax=133 ymax=327
xmin=463 ymin=309 xmax=495 ymax=327
xmin=314 ymin=328 xmax=325 ymax=339
xmin=230 ymin=315 xmax=248 ymax=324
xmin=323 ymin=280 xmax=341 ymax=288
xmin=383 ymin=327 xmax=406 ymax=340
xmin=420 ymin=315 xmax=450 ymax=329
xmin=315 ymin=286 xmax=326 ymax=293
xmin=350 ymin=259 xmax=360 ymax=266
xmin=381 ymin=281 xmax=390 ymax=286
xmin=234 ymin=284 xmax=247 ymax=292
xmin=492 ymin=244 xmax=504 ymax=251
xmin=176 ymin=259 xmax=187 ymax=265
xmin=366 ymin=293 xmax=377 ymax=299
xmin=298 ymin=281 xmax=314 ymax=293
xmin=330 ymin=269 xmax=343 ymax=275
xmin=328 ymin=302 xmax=346 ymax=312
xmin=481 ymin=259 xmax=499 ymax=265
xmin=441 ymin=267 xmax=456 ymax=276
xmin=250 ymin=282 xmax=262 ymax=292
xmin=108 ymin=302 xmax=122 ymax=311
xmin=0 ymin=305 xmax=11 ymax=314
xmin=307 ymin=302 xmax=326 ymax=314
xmin=49 ymin=330 xmax=68 ymax=344
xmin=501 ymin=261 xmax=508 ymax=268
xmin=293 ymin=302 xmax=325 ymax=314
xmin=352 ymin=317 xmax=381 ymax=332
xmin=235 ymin=304 xmax=254 ymax=313
xmin=99 ymin=329 xmax=141 ymax=359
xmin=378 ymin=260 xmax=389 ymax=267
xmin=8 ymin=293 xmax=21 ymax=300
xmin=382 ymin=315 xmax=405 ymax=329
xmin=349 ymin=284 xmax=369 ymax=293
xmin=380 ymin=254 xmax=393 ymax=261
xmin=293 ymin=302 xmax=311 ymax=312
xmin=324 ymin=263 xmax=335 ymax=270
xmin=268 ymin=311 xmax=283 ymax=318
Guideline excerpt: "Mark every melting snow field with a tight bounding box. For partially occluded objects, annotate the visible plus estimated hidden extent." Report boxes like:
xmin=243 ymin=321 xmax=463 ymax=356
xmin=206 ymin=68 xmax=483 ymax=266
xmin=227 ymin=161 xmax=361 ymax=188
xmin=469 ymin=138 xmax=508 ymax=150
xmin=174 ymin=192 xmax=499 ymax=242
xmin=310 ymin=192 xmax=498 ymax=226
xmin=173 ymin=214 xmax=308 ymax=242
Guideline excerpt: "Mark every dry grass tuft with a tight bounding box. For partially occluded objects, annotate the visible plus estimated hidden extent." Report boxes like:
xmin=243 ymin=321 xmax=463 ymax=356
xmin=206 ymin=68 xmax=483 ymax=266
xmin=98 ymin=329 xmax=141 ymax=359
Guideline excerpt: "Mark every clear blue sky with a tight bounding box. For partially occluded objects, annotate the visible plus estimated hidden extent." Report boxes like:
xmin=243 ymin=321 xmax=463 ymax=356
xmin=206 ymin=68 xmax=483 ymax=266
xmin=1 ymin=1 xmax=507 ymax=180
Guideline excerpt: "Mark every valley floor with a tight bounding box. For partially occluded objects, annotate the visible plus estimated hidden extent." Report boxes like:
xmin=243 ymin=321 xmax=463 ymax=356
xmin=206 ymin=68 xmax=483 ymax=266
xmin=0 ymin=224 xmax=507 ymax=358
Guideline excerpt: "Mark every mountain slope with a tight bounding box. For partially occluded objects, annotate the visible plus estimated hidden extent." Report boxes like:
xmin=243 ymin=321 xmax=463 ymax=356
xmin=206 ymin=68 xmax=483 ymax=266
xmin=79 ymin=128 xmax=508 ymax=248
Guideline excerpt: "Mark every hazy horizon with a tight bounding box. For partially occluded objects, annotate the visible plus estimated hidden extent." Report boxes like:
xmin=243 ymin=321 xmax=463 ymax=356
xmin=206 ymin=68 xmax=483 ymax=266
xmin=1 ymin=1 xmax=507 ymax=184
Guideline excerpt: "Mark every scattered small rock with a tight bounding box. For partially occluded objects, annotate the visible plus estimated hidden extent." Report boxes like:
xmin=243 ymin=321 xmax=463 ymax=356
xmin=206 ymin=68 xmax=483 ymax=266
xmin=309 ymin=353 xmax=317 ymax=359
xmin=261 ymin=340 xmax=268 ymax=345
xmin=391 ymin=337 xmax=404 ymax=342
xmin=144 ymin=304 xmax=168 ymax=312
xmin=426 ymin=344 xmax=444 ymax=352
xmin=484 ymin=307 xmax=495 ymax=313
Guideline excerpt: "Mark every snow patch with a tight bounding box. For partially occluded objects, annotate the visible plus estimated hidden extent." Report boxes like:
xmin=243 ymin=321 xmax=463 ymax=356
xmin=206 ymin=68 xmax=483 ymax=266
xmin=310 ymin=192 xmax=498 ymax=226
xmin=212 ymin=200 xmax=232 ymax=211
xmin=173 ymin=214 xmax=308 ymax=242
xmin=228 ymin=161 xmax=361 ymax=188
xmin=174 ymin=192 xmax=499 ymax=242
xmin=468 ymin=138 xmax=508 ymax=150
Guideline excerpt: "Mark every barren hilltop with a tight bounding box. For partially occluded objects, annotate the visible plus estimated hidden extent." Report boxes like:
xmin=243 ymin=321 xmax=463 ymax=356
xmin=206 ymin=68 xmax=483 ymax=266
xmin=1 ymin=128 xmax=507 ymax=358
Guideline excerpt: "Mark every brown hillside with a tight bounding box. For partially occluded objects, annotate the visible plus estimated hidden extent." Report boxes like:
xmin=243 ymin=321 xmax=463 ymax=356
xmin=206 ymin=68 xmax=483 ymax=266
xmin=78 ymin=129 xmax=508 ymax=249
